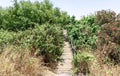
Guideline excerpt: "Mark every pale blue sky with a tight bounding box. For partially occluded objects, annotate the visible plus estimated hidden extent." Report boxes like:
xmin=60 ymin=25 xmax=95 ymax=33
xmin=0 ymin=0 xmax=120 ymax=20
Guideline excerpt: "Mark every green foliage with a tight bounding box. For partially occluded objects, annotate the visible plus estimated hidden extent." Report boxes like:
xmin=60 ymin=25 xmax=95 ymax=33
xmin=67 ymin=16 xmax=100 ymax=50
xmin=0 ymin=10 xmax=2 ymax=26
xmin=0 ymin=7 xmax=5 ymax=28
xmin=79 ymin=15 xmax=95 ymax=25
xmin=0 ymin=30 xmax=16 ymax=47
xmin=73 ymin=51 xmax=95 ymax=73
xmin=0 ymin=24 xmax=63 ymax=63
xmin=70 ymin=15 xmax=76 ymax=25
xmin=67 ymin=15 xmax=100 ymax=74
xmin=74 ymin=52 xmax=95 ymax=66
xmin=0 ymin=0 xmax=70 ymax=31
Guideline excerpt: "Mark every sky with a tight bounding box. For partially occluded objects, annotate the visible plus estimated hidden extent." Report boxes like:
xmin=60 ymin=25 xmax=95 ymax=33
xmin=0 ymin=0 xmax=120 ymax=20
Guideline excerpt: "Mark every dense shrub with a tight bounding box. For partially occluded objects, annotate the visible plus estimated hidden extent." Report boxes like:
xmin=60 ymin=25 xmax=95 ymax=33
xmin=73 ymin=51 xmax=95 ymax=74
xmin=0 ymin=0 xmax=70 ymax=31
xmin=0 ymin=24 xmax=63 ymax=63
xmin=67 ymin=16 xmax=100 ymax=50
xmin=95 ymin=10 xmax=116 ymax=25
xmin=96 ymin=20 xmax=120 ymax=64
xmin=0 ymin=8 xmax=5 ymax=28
xmin=0 ymin=30 xmax=16 ymax=49
xmin=67 ymin=16 xmax=100 ymax=74
xmin=108 ymin=45 xmax=120 ymax=64
xmin=101 ymin=21 xmax=120 ymax=44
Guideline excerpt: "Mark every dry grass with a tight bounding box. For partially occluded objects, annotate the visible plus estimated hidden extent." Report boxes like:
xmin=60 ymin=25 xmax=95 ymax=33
xmin=89 ymin=63 xmax=120 ymax=76
xmin=0 ymin=46 xmax=56 ymax=76
xmin=87 ymin=51 xmax=120 ymax=76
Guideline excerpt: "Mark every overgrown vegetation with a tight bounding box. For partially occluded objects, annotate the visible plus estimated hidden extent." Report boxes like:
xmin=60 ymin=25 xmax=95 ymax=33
xmin=66 ymin=15 xmax=100 ymax=75
xmin=66 ymin=10 xmax=120 ymax=75
xmin=0 ymin=0 xmax=68 ymax=75
xmin=0 ymin=24 xmax=64 ymax=66
xmin=0 ymin=0 xmax=70 ymax=31
xmin=73 ymin=50 xmax=95 ymax=74
xmin=67 ymin=15 xmax=100 ymax=50
xmin=1 ymin=0 xmax=120 ymax=76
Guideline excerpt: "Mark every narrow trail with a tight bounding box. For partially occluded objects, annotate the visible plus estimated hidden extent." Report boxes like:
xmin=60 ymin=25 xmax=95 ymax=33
xmin=56 ymin=29 xmax=73 ymax=76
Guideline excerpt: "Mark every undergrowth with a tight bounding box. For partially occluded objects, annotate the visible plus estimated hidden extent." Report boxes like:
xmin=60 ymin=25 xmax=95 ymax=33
xmin=0 ymin=24 xmax=63 ymax=68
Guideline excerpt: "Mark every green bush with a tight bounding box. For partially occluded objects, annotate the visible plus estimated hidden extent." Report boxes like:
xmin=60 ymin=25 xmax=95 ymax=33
xmin=67 ymin=16 xmax=100 ymax=50
xmin=0 ymin=8 xmax=5 ymax=28
xmin=0 ymin=0 xmax=70 ymax=31
xmin=66 ymin=15 xmax=100 ymax=74
xmin=73 ymin=51 xmax=95 ymax=74
xmin=0 ymin=30 xmax=16 ymax=47
xmin=0 ymin=24 xmax=63 ymax=63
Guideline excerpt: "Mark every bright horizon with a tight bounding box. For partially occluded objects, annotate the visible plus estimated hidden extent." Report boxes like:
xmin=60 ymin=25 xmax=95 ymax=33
xmin=0 ymin=0 xmax=120 ymax=20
